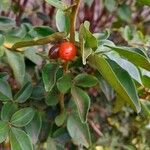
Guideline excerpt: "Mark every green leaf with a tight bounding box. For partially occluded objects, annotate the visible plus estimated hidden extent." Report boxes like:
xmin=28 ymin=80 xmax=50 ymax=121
xmin=55 ymin=111 xmax=67 ymax=126
xmin=107 ymin=54 xmax=143 ymax=85
xmin=25 ymin=112 xmax=42 ymax=144
xmin=7 ymin=25 xmax=27 ymax=38
xmin=11 ymin=107 xmax=35 ymax=127
xmin=42 ymin=63 xmax=59 ymax=92
xmin=31 ymin=85 xmax=45 ymax=100
xmin=71 ymin=86 xmax=90 ymax=122
xmin=29 ymin=26 xmax=54 ymax=38
xmin=51 ymin=128 xmax=70 ymax=149
xmin=74 ymin=73 xmax=98 ymax=88
xmin=1 ymin=102 xmax=18 ymax=121
xmin=56 ymin=9 xmax=70 ymax=33
xmin=117 ymin=4 xmax=131 ymax=23
xmin=104 ymin=0 xmax=116 ymax=12
xmin=90 ymin=54 xmax=141 ymax=112
xmin=82 ymin=22 xmax=97 ymax=48
xmin=79 ymin=22 xmax=97 ymax=65
xmin=5 ymin=49 xmax=25 ymax=85
xmin=0 ymin=78 xmax=12 ymax=101
xmin=14 ymin=82 xmax=33 ymax=103
xmin=0 ymin=16 xmax=15 ymax=30
xmin=0 ymin=121 xmax=9 ymax=143
xmin=106 ymin=45 xmax=150 ymax=71
xmin=121 ymin=26 xmax=133 ymax=41
xmin=10 ymin=127 xmax=33 ymax=150
xmin=45 ymin=0 xmax=67 ymax=10
xmin=57 ymin=74 xmax=72 ymax=93
xmin=45 ymin=87 xmax=59 ymax=106
xmin=24 ymin=48 xmax=43 ymax=65
xmin=93 ymin=29 xmax=110 ymax=40
xmin=67 ymin=115 xmax=91 ymax=148
xmin=140 ymin=99 xmax=150 ymax=117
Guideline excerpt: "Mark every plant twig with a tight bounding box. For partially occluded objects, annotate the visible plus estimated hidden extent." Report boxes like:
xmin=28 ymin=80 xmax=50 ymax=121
xmin=69 ymin=0 xmax=81 ymax=43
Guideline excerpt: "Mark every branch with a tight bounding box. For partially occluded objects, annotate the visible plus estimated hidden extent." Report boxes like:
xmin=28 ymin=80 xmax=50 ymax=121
xmin=69 ymin=0 xmax=81 ymax=43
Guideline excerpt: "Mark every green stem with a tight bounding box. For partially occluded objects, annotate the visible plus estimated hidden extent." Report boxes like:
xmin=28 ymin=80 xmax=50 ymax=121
xmin=69 ymin=0 xmax=81 ymax=43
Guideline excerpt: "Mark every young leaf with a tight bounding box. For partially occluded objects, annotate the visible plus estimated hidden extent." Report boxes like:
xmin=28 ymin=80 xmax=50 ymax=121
xmin=25 ymin=112 xmax=42 ymax=144
xmin=90 ymin=54 xmax=141 ymax=113
xmin=79 ymin=22 xmax=97 ymax=65
xmin=42 ymin=63 xmax=59 ymax=92
xmin=56 ymin=9 xmax=70 ymax=33
xmin=14 ymin=82 xmax=33 ymax=103
xmin=67 ymin=115 xmax=91 ymax=148
xmin=0 ymin=121 xmax=9 ymax=143
xmin=105 ymin=45 xmax=150 ymax=71
xmin=1 ymin=102 xmax=18 ymax=121
xmin=71 ymin=86 xmax=90 ymax=122
xmin=5 ymin=49 xmax=25 ymax=85
xmin=57 ymin=74 xmax=72 ymax=93
xmin=74 ymin=73 xmax=98 ymax=88
xmin=10 ymin=127 xmax=33 ymax=150
xmin=10 ymin=107 xmax=35 ymax=127
xmin=0 ymin=78 xmax=12 ymax=101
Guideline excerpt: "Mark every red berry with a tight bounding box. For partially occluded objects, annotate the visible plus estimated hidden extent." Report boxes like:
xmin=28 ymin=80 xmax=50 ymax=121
xmin=48 ymin=44 xmax=60 ymax=59
xmin=59 ymin=42 xmax=77 ymax=61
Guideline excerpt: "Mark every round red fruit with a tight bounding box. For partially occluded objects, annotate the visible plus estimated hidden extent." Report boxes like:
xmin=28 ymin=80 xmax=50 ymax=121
xmin=59 ymin=42 xmax=77 ymax=61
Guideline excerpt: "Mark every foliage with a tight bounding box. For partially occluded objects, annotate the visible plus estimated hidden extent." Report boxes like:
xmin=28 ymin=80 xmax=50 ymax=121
xmin=0 ymin=0 xmax=150 ymax=149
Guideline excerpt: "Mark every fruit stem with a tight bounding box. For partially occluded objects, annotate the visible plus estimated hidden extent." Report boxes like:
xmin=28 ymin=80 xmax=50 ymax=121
xmin=69 ymin=0 xmax=81 ymax=43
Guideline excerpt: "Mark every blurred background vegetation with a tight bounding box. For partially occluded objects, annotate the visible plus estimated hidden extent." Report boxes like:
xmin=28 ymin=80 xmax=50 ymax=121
xmin=0 ymin=0 xmax=150 ymax=149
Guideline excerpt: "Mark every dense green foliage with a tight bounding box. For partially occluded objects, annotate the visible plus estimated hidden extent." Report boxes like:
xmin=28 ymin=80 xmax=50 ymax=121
xmin=0 ymin=0 xmax=150 ymax=149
